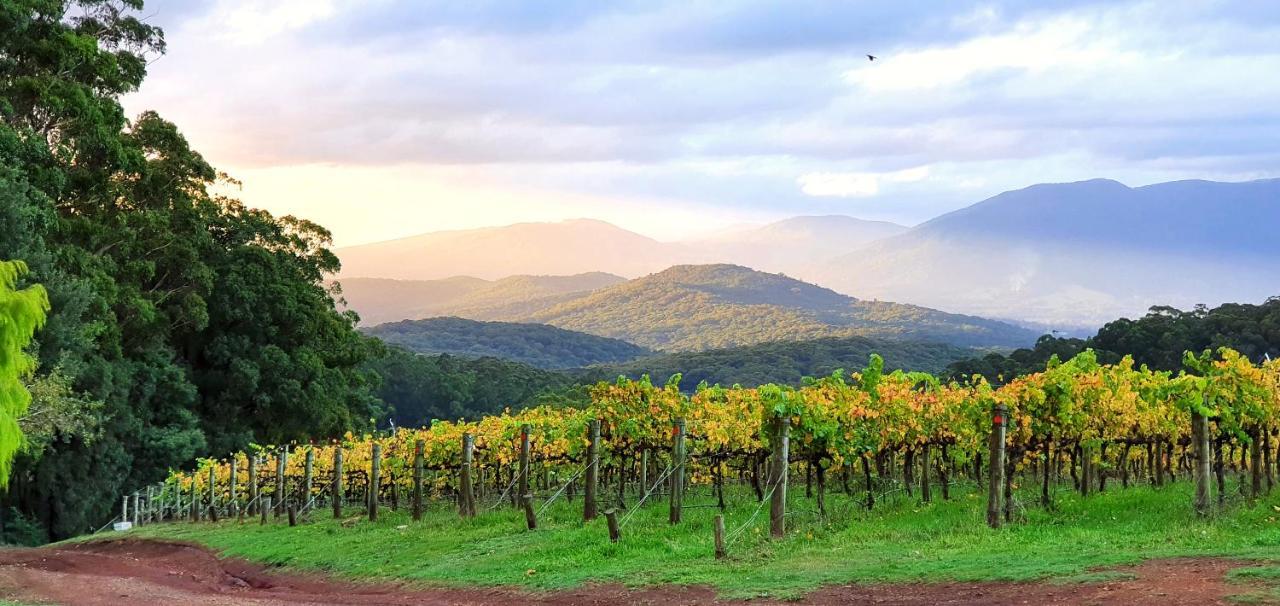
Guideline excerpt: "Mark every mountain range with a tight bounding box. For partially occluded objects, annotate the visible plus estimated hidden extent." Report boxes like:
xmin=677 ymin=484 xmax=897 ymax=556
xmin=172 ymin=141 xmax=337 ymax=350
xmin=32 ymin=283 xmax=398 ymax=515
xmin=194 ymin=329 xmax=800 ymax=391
xmin=825 ymin=178 xmax=1280 ymax=326
xmin=346 ymin=264 xmax=1037 ymax=352
xmin=335 ymin=272 xmax=624 ymax=326
xmin=336 ymin=177 xmax=1280 ymax=328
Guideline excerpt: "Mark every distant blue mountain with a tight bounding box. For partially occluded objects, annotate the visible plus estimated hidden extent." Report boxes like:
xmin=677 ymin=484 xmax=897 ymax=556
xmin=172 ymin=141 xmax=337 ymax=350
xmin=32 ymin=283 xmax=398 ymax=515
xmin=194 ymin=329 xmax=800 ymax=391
xmin=825 ymin=178 xmax=1280 ymax=328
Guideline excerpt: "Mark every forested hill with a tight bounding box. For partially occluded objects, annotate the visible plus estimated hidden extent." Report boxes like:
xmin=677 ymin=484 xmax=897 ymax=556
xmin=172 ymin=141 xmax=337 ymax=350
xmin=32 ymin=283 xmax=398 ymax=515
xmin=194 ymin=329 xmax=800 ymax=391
xmin=945 ymin=297 xmax=1280 ymax=383
xmin=365 ymin=347 xmax=577 ymax=429
xmin=524 ymin=264 xmax=1038 ymax=351
xmin=585 ymin=336 xmax=972 ymax=388
xmin=364 ymin=317 xmax=651 ymax=369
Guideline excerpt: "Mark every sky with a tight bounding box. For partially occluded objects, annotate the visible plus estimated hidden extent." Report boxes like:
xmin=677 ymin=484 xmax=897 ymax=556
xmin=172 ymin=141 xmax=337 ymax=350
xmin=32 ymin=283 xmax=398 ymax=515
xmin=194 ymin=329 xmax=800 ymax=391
xmin=121 ymin=0 xmax=1280 ymax=246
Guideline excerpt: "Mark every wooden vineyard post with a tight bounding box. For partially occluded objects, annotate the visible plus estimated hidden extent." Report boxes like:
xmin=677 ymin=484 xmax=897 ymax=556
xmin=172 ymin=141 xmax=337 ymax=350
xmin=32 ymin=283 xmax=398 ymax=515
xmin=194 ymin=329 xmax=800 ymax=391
xmin=207 ymin=465 xmax=217 ymax=520
xmin=288 ymin=504 xmax=297 ymax=527
xmin=190 ymin=476 xmax=199 ymax=522
xmin=175 ymin=479 xmax=182 ymax=522
xmin=132 ymin=492 xmax=140 ymax=527
xmin=519 ymin=424 xmax=531 ymax=503
xmin=275 ymin=447 xmax=287 ymax=517
xmin=413 ymin=439 xmax=425 ymax=521
xmin=769 ymin=415 xmax=790 ymax=538
xmin=986 ymin=404 xmax=1007 ymax=529
xmin=144 ymin=486 xmax=154 ymax=525
xmin=584 ymin=420 xmax=600 ymax=522
xmin=248 ymin=454 xmax=259 ymax=516
xmin=229 ymin=456 xmax=238 ymax=518
xmin=1193 ymin=411 xmax=1212 ymax=516
xmin=390 ymin=474 xmax=399 ymax=511
xmin=920 ymin=442 xmax=932 ymax=503
xmin=333 ymin=447 xmax=344 ymax=519
xmin=1251 ymin=427 xmax=1263 ymax=500
xmin=303 ymin=448 xmax=314 ymax=513
xmin=640 ymin=449 xmax=649 ymax=495
xmin=522 ymin=493 xmax=537 ymax=530
xmin=670 ymin=418 xmax=687 ymax=525
xmin=121 ymin=496 xmax=128 ymax=526
xmin=460 ymin=433 xmax=476 ymax=518
xmin=369 ymin=442 xmax=381 ymax=522
xmin=261 ymin=497 xmax=271 ymax=525
xmin=605 ymin=509 xmax=620 ymax=543
xmin=714 ymin=514 xmax=727 ymax=559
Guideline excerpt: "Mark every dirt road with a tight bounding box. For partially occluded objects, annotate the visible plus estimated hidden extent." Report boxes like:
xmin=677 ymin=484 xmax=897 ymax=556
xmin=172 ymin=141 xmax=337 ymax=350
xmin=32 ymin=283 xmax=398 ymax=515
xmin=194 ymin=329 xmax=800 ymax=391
xmin=0 ymin=539 xmax=1253 ymax=605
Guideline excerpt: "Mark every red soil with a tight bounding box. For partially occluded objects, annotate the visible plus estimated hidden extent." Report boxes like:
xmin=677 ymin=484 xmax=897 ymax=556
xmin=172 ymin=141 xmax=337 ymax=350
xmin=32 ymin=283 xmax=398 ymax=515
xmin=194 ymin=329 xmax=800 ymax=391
xmin=0 ymin=539 xmax=1251 ymax=605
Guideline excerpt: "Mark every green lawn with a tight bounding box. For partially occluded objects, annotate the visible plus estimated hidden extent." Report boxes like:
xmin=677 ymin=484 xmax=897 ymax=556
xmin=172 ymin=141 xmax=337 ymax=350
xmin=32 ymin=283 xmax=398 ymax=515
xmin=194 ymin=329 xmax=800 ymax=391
xmin=110 ymin=480 xmax=1280 ymax=599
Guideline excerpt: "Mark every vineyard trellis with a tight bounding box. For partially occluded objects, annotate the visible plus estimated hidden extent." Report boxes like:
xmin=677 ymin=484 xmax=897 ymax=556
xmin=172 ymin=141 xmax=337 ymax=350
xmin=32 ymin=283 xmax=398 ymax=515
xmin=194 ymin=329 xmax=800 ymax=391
xmin=118 ymin=347 xmax=1280 ymax=550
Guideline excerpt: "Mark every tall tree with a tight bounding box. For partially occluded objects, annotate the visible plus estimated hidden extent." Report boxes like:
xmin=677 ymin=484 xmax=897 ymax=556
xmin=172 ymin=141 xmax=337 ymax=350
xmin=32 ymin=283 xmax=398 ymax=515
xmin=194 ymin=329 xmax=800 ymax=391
xmin=0 ymin=260 xmax=48 ymax=486
xmin=1 ymin=0 xmax=380 ymax=540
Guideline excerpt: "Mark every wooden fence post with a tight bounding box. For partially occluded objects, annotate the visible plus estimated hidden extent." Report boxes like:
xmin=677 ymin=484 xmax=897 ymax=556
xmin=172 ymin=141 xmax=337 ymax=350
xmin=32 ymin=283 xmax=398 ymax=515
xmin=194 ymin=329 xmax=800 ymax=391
xmin=248 ymin=454 xmax=259 ymax=516
xmin=769 ymin=415 xmax=790 ymax=538
xmin=986 ymin=404 xmax=1007 ymax=529
xmin=584 ymin=420 xmax=600 ymax=522
xmin=413 ymin=439 xmax=425 ymax=521
xmin=640 ymin=449 xmax=649 ymax=495
xmin=190 ymin=476 xmax=199 ymax=522
xmin=1251 ymin=427 xmax=1263 ymax=500
xmin=288 ymin=504 xmax=297 ymax=527
xmin=369 ymin=442 xmax=381 ymax=522
xmin=131 ymin=492 xmax=140 ymax=527
xmin=605 ymin=508 xmax=620 ymax=543
xmin=522 ymin=493 xmax=537 ymax=530
xmin=714 ymin=514 xmax=727 ymax=559
xmin=207 ymin=465 xmax=217 ymax=519
xmin=519 ymin=424 xmax=531 ymax=504
xmin=122 ymin=495 xmax=128 ymax=526
xmin=670 ymin=418 xmax=687 ymax=525
xmin=1193 ymin=411 xmax=1212 ymax=516
xmin=920 ymin=442 xmax=932 ymax=503
xmin=275 ymin=447 xmax=287 ymax=517
xmin=261 ymin=496 xmax=271 ymax=525
xmin=333 ymin=447 xmax=344 ymax=519
xmin=303 ymin=448 xmax=314 ymax=513
xmin=460 ymin=433 xmax=476 ymax=518
xmin=229 ymin=457 xmax=238 ymax=518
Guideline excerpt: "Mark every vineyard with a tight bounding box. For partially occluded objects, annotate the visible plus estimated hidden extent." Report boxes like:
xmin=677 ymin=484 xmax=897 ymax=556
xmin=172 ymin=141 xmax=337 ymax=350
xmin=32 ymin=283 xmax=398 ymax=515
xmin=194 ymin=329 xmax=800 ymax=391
xmin=121 ymin=347 xmax=1280 ymax=546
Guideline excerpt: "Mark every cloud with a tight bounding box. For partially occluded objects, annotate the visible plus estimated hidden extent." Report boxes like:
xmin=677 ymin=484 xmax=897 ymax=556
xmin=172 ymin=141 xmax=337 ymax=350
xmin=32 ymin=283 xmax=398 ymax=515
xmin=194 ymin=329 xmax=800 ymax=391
xmin=798 ymin=166 xmax=931 ymax=197
xmin=120 ymin=0 xmax=1280 ymax=243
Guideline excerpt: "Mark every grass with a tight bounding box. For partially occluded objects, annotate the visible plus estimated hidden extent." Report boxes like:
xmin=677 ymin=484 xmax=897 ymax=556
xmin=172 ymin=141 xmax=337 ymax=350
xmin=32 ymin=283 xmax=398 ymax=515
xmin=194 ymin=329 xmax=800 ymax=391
xmin=99 ymin=479 xmax=1280 ymax=599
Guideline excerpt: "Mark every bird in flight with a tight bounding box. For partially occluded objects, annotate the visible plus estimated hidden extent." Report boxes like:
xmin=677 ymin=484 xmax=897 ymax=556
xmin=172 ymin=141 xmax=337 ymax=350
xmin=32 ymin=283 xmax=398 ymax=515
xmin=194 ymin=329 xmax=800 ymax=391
xmin=867 ymin=54 xmax=876 ymax=61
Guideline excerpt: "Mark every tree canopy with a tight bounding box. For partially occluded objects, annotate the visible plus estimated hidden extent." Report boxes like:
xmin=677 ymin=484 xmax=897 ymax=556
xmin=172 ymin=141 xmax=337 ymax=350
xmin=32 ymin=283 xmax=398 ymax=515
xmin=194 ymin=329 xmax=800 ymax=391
xmin=0 ymin=0 xmax=379 ymax=541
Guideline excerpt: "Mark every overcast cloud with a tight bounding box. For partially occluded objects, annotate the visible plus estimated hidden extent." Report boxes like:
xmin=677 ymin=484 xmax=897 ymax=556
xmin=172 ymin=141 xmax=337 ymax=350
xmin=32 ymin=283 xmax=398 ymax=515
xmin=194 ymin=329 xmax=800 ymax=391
xmin=124 ymin=0 xmax=1280 ymax=244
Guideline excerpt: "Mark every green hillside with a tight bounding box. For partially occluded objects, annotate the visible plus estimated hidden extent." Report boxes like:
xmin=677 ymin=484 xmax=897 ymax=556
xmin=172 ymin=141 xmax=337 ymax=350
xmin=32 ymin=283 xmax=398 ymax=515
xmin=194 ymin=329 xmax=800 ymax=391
xmin=584 ymin=335 xmax=971 ymax=387
xmin=364 ymin=317 xmax=651 ymax=369
xmin=526 ymin=264 xmax=1037 ymax=351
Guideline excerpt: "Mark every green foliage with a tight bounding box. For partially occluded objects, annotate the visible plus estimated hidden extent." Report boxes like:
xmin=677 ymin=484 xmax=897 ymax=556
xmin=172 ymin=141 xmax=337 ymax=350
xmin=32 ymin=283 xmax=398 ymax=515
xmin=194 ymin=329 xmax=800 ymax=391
xmin=19 ymin=362 xmax=102 ymax=458
xmin=364 ymin=317 xmax=650 ymax=369
xmin=946 ymin=298 xmax=1280 ymax=384
xmin=0 ymin=260 xmax=48 ymax=487
xmin=365 ymin=346 xmax=577 ymax=428
xmin=0 ymin=0 xmax=378 ymax=540
xmin=584 ymin=335 xmax=968 ymax=389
